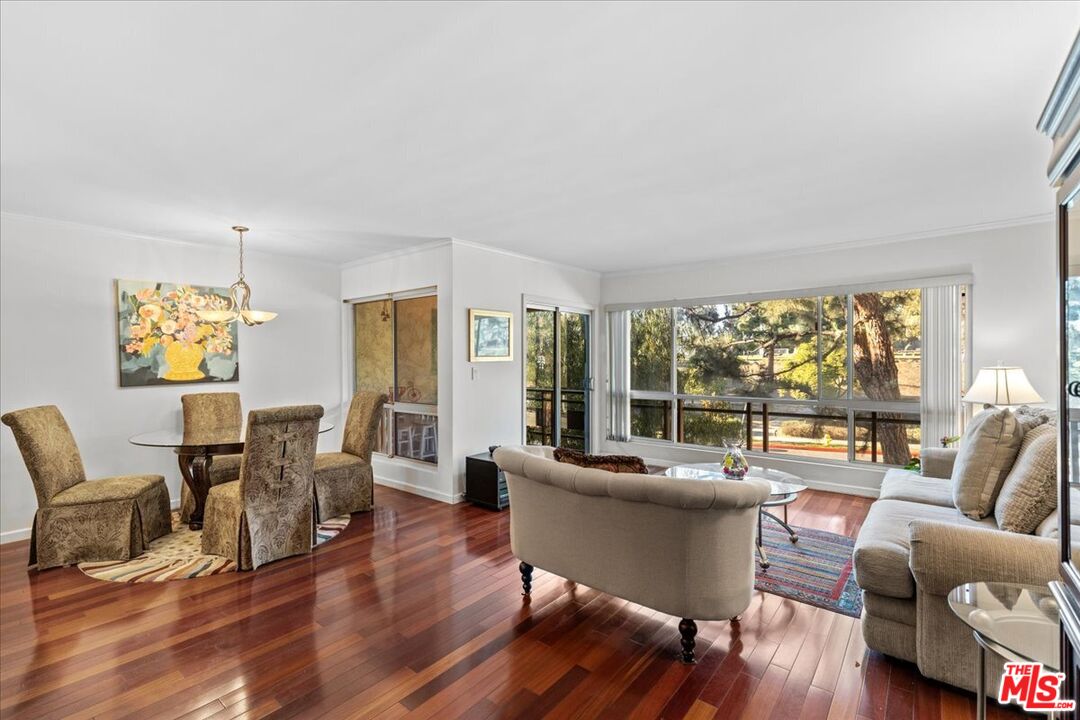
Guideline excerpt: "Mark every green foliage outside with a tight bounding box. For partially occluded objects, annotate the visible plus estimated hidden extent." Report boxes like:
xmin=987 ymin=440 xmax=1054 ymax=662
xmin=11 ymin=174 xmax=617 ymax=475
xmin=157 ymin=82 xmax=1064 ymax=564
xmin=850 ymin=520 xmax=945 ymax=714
xmin=525 ymin=309 xmax=589 ymax=449
xmin=628 ymin=291 xmax=922 ymax=462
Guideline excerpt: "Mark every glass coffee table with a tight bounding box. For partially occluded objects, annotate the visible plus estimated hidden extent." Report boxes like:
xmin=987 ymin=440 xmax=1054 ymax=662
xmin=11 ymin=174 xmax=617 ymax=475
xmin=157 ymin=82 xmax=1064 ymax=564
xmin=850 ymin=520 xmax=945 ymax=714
xmin=948 ymin=582 xmax=1060 ymax=720
xmin=663 ymin=463 xmax=808 ymax=569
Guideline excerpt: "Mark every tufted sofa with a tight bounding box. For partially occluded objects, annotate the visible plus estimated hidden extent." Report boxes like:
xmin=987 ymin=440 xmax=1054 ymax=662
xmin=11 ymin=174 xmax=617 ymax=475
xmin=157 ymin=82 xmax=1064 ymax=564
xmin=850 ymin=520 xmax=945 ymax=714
xmin=492 ymin=445 xmax=771 ymax=662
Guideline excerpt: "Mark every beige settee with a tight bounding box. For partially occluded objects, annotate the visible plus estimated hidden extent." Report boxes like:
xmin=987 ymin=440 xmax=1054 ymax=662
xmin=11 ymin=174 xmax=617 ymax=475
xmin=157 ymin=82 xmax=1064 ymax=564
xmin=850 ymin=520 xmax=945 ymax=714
xmin=493 ymin=445 xmax=771 ymax=662
xmin=854 ymin=438 xmax=1059 ymax=693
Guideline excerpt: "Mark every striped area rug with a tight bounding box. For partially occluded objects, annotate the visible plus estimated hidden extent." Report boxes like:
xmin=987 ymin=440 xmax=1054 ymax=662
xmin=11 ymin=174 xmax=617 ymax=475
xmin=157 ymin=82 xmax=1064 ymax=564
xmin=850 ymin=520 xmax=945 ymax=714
xmin=754 ymin=524 xmax=862 ymax=618
xmin=79 ymin=512 xmax=351 ymax=583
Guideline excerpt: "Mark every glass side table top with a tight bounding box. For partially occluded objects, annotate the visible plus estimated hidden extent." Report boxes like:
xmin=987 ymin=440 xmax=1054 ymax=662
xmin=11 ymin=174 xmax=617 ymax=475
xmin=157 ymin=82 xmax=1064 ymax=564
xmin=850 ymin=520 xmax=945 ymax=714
xmin=129 ymin=418 xmax=335 ymax=448
xmin=662 ymin=463 xmax=807 ymax=496
xmin=948 ymin=581 xmax=1060 ymax=670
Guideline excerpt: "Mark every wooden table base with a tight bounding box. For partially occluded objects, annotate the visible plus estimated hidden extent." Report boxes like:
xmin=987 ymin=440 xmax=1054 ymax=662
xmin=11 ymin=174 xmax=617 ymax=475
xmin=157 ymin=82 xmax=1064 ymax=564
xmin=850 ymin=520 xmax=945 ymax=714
xmin=176 ymin=451 xmax=214 ymax=530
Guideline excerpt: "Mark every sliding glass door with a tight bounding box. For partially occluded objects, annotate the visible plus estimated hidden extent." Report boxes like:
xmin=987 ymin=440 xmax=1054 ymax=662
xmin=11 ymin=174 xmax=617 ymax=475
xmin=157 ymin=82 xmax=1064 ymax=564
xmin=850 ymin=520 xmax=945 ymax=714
xmin=525 ymin=305 xmax=591 ymax=451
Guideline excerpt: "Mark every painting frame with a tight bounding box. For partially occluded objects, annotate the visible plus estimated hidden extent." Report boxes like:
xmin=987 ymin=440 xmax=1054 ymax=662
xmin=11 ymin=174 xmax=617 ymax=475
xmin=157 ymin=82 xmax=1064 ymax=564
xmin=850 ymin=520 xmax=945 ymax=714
xmin=469 ymin=308 xmax=513 ymax=362
xmin=115 ymin=278 xmax=240 ymax=388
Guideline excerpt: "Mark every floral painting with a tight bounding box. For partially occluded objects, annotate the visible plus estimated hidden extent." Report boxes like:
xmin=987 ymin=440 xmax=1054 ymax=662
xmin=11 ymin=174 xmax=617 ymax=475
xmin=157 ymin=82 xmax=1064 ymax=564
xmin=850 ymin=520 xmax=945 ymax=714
xmin=116 ymin=279 xmax=239 ymax=387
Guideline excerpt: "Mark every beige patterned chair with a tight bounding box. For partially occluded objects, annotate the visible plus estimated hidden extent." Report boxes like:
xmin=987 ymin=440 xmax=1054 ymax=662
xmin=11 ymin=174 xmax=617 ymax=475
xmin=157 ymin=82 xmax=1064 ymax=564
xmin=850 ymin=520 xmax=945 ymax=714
xmin=201 ymin=404 xmax=323 ymax=570
xmin=312 ymin=391 xmax=387 ymax=521
xmin=178 ymin=392 xmax=243 ymax=523
xmin=1 ymin=405 xmax=171 ymax=570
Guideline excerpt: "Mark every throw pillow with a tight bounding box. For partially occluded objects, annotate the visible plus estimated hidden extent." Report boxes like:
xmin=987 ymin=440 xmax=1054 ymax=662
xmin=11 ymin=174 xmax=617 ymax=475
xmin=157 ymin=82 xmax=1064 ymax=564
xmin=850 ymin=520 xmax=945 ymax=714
xmin=1036 ymin=510 xmax=1059 ymax=539
xmin=994 ymin=424 xmax=1057 ymax=533
xmin=1015 ymin=405 xmax=1055 ymax=432
xmin=552 ymin=447 xmax=649 ymax=474
xmin=951 ymin=408 xmax=1023 ymax=519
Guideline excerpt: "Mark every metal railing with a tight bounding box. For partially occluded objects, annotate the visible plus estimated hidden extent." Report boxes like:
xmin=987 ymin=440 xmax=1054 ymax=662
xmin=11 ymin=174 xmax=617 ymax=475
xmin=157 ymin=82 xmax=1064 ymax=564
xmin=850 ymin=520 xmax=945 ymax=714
xmin=526 ymin=387 xmax=587 ymax=449
xmin=632 ymin=398 xmax=919 ymax=464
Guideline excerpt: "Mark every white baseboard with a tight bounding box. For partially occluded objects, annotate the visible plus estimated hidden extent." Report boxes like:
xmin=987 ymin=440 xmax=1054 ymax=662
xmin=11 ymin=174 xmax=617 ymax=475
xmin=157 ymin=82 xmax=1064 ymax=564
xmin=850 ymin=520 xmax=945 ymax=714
xmin=799 ymin=478 xmax=880 ymax=498
xmin=0 ymin=497 xmax=184 ymax=545
xmin=374 ymin=477 xmax=461 ymax=504
xmin=0 ymin=527 xmax=30 ymax=544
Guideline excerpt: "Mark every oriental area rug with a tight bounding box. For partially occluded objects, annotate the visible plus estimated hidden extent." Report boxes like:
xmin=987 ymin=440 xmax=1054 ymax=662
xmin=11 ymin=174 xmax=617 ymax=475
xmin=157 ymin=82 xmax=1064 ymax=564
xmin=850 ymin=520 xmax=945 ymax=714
xmin=754 ymin=524 xmax=863 ymax=618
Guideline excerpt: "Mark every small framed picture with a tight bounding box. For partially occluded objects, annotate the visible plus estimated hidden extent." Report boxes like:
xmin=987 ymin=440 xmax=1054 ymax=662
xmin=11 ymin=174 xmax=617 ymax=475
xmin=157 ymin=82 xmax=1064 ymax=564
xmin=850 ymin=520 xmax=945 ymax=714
xmin=469 ymin=309 xmax=513 ymax=362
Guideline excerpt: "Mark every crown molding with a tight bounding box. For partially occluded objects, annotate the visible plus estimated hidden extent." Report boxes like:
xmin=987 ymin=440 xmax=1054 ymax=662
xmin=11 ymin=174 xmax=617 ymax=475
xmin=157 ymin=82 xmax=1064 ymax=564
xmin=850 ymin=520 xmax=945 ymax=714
xmin=338 ymin=238 xmax=453 ymax=269
xmin=600 ymin=213 xmax=1053 ymax=279
xmin=1039 ymin=29 xmax=1080 ymax=184
xmin=447 ymin=238 xmax=602 ymax=277
xmin=3 ymin=210 xmax=1053 ymax=281
xmin=339 ymin=237 xmax=602 ymax=277
xmin=1038 ymin=29 xmax=1080 ymax=136
xmin=0 ymin=211 xmax=341 ymax=268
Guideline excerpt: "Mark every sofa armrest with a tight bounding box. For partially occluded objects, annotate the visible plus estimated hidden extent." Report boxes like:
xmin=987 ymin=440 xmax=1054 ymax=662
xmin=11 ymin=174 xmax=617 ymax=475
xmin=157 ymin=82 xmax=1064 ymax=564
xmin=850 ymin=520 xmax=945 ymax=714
xmin=908 ymin=520 xmax=1059 ymax=597
xmin=920 ymin=447 xmax=958 ymax=480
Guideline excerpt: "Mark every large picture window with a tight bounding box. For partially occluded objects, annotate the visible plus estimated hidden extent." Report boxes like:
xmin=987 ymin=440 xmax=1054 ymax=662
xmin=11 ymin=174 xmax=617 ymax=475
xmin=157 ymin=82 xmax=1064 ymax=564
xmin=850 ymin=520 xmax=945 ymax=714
xmin=621 ymin=286 xmax=959 ymax=465
xmin=353 ymin=291 xmax=438 ymax=463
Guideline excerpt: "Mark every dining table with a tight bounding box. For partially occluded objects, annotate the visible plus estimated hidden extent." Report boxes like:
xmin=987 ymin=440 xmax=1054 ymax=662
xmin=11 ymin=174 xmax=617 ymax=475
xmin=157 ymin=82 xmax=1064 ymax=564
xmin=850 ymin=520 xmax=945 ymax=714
xmin=129 ymin=418 xmax=335 ymax=530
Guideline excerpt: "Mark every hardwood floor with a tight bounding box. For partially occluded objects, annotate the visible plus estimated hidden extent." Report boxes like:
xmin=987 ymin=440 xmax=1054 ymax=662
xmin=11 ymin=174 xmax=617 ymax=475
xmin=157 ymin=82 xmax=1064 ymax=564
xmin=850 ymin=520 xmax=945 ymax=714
xmin=0 ymin=487 xmax=1027 ymax=720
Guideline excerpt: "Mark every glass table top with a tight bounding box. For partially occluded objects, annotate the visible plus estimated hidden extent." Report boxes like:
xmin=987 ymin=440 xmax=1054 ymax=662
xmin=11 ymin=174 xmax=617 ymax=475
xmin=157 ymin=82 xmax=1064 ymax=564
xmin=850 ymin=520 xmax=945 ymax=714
xmin=662 ymin=463 xmax=807 ymax=496
xmin=948 ymin=582 xmax=1060 ymax=669
xmin=129 ymin=418 xmax=335 ymax=449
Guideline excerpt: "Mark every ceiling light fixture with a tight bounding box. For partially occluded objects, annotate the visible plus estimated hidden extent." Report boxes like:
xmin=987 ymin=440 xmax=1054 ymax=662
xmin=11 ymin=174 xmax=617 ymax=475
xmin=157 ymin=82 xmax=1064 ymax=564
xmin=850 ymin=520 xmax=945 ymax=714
xmin=197 ymin=226 xmax=277 ymax=326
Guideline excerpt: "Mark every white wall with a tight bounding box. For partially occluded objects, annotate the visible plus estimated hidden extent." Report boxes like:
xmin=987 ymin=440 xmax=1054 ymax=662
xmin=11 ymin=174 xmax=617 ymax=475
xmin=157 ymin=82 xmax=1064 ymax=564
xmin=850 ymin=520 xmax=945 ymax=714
xmin=0 ymin=214 xmax=343 ymax=541
xmin=599 ymin=221 xmax=1058 ymax=495
xmin=339 ymin=240 xmax=601 ymax=503
xmin=450 ymin=242 xmax=601 ymax=497
xmin=339 ymin=242 xmax=455 ymax=502
xmin=6 ymin=215 xmax=1048 ymax=533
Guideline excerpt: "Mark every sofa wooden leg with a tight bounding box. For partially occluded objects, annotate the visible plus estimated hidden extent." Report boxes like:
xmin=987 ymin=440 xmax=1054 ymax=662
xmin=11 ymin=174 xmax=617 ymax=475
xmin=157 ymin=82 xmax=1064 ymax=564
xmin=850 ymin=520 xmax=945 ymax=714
xmin=519 ymin=562 xmax=533 ymax=596
xmin=730 ymin=615 xmax=741 ymax=622
xmin=679 ymin=619 xmax=697 ymax=663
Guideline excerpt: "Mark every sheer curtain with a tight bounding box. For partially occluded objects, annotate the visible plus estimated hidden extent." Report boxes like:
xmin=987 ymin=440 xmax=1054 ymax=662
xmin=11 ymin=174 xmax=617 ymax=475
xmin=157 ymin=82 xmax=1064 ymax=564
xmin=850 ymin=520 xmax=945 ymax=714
xmin=920 ymin=285 xmax=965 ymax=449
xmin=608 ymin=310 xmax=631 ymax=441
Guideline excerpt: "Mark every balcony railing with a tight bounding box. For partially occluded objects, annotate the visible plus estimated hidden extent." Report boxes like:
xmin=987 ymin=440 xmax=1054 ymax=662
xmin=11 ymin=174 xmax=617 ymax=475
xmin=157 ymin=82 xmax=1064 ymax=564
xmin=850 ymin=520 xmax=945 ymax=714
xmin=525 ymin=387 xmax=587 ymax=450
xmin=631 ymin=398 xmax=920 ymax=465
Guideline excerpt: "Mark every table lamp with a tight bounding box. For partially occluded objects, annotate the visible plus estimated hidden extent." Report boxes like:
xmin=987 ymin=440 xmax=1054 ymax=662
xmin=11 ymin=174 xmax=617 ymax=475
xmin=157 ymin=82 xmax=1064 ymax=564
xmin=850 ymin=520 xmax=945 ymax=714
xmin=962 ymin=366 xmax=1044 ymax=407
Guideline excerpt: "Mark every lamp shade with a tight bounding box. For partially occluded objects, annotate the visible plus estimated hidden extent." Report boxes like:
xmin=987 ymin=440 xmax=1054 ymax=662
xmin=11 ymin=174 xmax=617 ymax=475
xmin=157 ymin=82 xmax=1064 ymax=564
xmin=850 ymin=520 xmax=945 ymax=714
xmin=962 ymin=366 xmax=1044 ymax=406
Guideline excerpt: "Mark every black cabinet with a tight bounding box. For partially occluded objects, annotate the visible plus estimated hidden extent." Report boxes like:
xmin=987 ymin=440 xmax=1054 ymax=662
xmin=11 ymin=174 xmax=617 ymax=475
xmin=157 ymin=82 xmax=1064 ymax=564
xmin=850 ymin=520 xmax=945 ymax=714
xmin=465 ymin=453 xmax=509 ymax=510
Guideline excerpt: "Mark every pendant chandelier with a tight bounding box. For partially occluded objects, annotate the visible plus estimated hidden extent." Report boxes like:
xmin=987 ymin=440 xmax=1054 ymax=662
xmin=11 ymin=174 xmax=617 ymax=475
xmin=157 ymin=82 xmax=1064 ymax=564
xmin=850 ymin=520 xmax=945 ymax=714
xmin=196 ymin=226 xmax=277 ymax=326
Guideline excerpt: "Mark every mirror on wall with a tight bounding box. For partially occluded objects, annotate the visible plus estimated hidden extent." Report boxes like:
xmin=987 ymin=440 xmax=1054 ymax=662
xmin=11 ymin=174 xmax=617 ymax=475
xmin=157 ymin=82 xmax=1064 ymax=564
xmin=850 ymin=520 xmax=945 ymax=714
xmin=1062 ymin=194 xmax=1080 ymax=580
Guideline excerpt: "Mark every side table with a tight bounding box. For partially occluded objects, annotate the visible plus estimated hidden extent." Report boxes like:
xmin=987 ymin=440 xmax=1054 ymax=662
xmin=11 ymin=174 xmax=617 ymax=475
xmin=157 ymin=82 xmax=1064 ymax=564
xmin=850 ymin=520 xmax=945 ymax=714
xmin=947 ymin=581 xmax=1061 ymax=720
xmin=465 ymin=452 xmax=509 ymax=510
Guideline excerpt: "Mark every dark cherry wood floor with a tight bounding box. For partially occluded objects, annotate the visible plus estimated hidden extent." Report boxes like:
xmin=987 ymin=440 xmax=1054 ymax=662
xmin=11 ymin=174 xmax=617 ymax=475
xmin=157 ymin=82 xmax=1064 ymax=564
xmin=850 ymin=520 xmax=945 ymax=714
xmin=0 ymin=487 xmax=1030 ymax=719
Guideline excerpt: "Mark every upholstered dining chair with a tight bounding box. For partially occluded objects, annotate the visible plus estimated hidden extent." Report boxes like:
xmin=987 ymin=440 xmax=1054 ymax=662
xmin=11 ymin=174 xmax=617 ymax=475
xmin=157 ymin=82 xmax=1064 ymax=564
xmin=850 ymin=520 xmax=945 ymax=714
xmin=1 ymin=405 xmax=171 ymax=570
xmin=178 ymin=392 xmax=243 ymax=523
xmin=201 ymin=404 xmax=324 ymax=570
xmin=313 ymin=391 xmax=387 ymax=521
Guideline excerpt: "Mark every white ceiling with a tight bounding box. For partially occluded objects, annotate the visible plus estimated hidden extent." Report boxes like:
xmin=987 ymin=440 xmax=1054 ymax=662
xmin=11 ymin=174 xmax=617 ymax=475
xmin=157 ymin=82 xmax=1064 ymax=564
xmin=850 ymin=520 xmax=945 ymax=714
xmin=1 ymin=1 xmax=1077 ymax=272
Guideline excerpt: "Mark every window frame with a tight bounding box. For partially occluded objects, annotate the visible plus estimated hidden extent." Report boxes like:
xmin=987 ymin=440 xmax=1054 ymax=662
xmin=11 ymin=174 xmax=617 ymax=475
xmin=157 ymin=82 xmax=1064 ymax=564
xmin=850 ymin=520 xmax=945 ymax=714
xmin=617 ymin=277 xmax=969 ymax=467
xmin=348 ymin=287 xmax=438 ymax=465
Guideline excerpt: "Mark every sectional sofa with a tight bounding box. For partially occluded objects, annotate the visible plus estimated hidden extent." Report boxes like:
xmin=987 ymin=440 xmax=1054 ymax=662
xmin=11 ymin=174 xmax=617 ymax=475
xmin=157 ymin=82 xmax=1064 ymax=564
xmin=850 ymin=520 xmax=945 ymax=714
xmin=853 ymin=407 xmax=1059 ymax=692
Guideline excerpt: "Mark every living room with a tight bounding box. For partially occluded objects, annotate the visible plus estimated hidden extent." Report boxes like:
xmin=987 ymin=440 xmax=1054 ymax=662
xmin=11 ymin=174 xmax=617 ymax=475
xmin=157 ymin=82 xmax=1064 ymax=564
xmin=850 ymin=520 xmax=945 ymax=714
xmin=1 ymin=2 xmax=1078 ymax=719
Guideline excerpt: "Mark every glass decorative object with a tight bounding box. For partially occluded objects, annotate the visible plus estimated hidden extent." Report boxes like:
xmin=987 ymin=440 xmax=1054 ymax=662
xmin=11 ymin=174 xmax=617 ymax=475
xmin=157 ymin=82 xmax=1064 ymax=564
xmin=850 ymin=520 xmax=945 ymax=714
xmin=721 ymin=441 xmax=749 ymax=480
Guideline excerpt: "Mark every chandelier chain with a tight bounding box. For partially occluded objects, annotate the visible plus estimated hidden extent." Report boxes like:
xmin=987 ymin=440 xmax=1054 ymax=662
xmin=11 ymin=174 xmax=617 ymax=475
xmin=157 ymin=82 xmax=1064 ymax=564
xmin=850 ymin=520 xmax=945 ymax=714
xmin=237 ymin=228 xmax=245 ymax=281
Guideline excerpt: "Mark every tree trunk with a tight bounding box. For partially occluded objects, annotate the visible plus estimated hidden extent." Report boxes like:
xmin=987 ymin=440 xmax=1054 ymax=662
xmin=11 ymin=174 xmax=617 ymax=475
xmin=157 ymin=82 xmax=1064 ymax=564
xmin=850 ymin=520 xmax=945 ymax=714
xmin=852 ymin=293 xmax=910 ymax=464
xmin=763 ymin=338 xmax=776 ymax=389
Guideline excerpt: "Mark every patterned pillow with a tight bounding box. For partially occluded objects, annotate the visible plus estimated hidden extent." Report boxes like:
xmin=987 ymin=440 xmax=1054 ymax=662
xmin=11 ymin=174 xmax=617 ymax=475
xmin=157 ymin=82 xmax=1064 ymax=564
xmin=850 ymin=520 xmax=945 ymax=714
xmin=994 ymin=424 xmax=1057 ymax=533
xmin=951 ymin=408 xmax=1024 ymax=519
xmin=552 ymin=448 xmax=649 ymax=474
xmin=1015 ymin=405 xmax=1056 ymax=432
